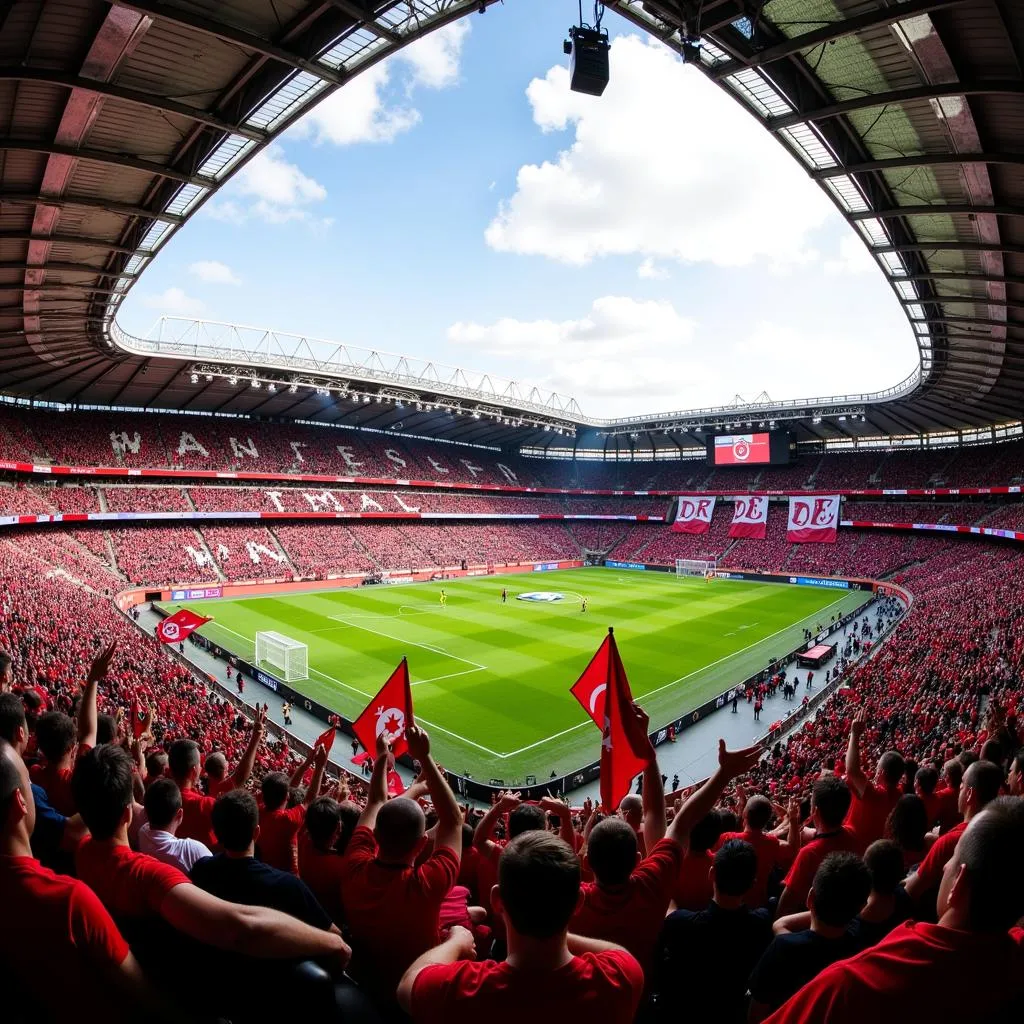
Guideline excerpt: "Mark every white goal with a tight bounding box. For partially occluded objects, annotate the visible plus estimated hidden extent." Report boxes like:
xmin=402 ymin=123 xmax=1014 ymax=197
xmin=255 ymin=631 xmax=308 ymax=682
xmin=676 ymin=558 xmax=717 ymax=578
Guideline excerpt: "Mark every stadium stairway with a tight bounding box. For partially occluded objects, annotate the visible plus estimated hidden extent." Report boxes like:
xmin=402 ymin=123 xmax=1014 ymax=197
xmin=191 ymin=528 xmax=226 ymax=582
xmin=266 ymin=526 xmax=301 ymax=577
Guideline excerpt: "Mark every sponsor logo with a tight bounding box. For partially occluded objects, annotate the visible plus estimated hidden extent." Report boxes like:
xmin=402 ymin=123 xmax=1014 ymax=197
xmin=793 ymin=576 xmax=850 ymax=589
xmin=171 ymin=589 xmax=187 ymax=601
xmin=255 ymin=671 xmax=279 ymax=692
xmin=606 ymin=560 xmax=646 ymax=570
xmin=532 ymin=562 xmax=559 ymax=572
xmin=185 ymin=587 xmax=222 ymax=600
xmin=517 ymin=592 xmax=565 ymax=603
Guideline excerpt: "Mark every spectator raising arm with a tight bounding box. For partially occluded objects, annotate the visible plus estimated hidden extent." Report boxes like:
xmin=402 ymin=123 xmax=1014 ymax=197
xmin=406 ymin=724 xmax=462 ymax=856
xmin=288 ymin=747 xmax=315 ymax=790
xmin=473 ymin=790 xmax=521 ymax=855
xmin=78 ymin=641 xmax=117 ymax=749
xmin=228 ymin=703 xmax=267 ymax=790
xmin=355 ymin=731 xmax=391 ymax=830
xmin=634 ymin=704 xmax=666 ymax=847
xmin=845 ymin=711 xmax=869 ymax=798
xmin=668 ymin=739 xmax=762 ymax=844
xmin=303 ymin=743 xmax=329 ymax=807
xmin=539 ymin=794 xmax=576 ymax=849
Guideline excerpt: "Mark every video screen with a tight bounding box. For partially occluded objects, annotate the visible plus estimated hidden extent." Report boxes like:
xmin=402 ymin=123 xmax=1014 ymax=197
xmin=712 ymin=433 xmax=771 ymax=466
xmin=708 ymin=432 xmax=790 ymax=467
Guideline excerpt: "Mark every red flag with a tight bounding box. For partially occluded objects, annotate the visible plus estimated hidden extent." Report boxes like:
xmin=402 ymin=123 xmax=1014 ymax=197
xmin=314 ymin=724 xmax=337 ymax=755
xmin=571 ymin=644 xmax=610 ymax=729
xmin=155 ymin=608 xmax=211 ymax=644
xmin=586 ymin=629 xmax=653 ymax=812
xmin=386 ymin=768 xmax=406 ymax=797
xmin=352 ymin=658 xmax=415 ymax=759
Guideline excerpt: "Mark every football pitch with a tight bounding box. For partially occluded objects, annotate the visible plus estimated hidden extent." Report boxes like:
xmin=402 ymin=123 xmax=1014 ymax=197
xmin=162 ymin=569 xmax=869 ymax=781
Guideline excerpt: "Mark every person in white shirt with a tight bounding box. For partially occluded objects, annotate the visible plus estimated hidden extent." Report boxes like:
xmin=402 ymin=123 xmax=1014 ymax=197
xmin=138 ymin=776 xmax=211 ymax=873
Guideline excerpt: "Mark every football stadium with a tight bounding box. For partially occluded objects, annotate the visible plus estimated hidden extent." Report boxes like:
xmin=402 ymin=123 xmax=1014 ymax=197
xmin=2 ymin=2 xmax=1024 ymax=1023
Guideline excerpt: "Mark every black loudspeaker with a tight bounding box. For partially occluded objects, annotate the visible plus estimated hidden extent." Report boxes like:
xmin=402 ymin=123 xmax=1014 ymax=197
xmin=569 ymin=27 xmax=610 ymax=96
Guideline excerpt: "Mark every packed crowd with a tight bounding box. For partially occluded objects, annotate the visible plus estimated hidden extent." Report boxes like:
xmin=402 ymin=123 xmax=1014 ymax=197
xmin=3 ymin=407 xmax=1024 ymax=489
xmin=0 ymin=524 xmax=1023 ymax=1021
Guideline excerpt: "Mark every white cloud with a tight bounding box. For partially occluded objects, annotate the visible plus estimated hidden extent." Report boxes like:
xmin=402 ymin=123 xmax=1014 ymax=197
xmin=449 ymin=296 xmax=699 ymax=408
xmin=486 ymin=35 xmax=833 ymax=267
xmin=141 ymin=287 xmax=205 ymax=317
xmin=448 ymin=295 xmax=917 ymax=415
xmin=637 ymin=257 xmax=669 ymax=280
xmin=291 ymin=21 xmax=469 ymax=147
xmin=402 ymin=21 xmax=470 ymax=90
xmin=206 ymin=147 xmax=328 ymax=225
xmin=188 ymin=260 xmax=241 ymax=285
xmin=824 ymin=233 xmax=879 ymax=276
xmin=298 ymin=63 xmax=421 ymax=146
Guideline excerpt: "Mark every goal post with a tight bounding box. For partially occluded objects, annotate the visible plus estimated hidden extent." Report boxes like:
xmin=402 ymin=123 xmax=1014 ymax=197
xmin=255 ymin=631 xmax=308 ymax=682
xmin=676 ymin=558 xmax=717 ymax=578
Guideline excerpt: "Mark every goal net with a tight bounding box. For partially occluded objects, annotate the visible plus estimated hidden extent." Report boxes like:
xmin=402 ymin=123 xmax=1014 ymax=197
xmin=676 ymin=558 xmax=717 ymax=578
xmin=255 ymin=631 xmax=308 ymax=682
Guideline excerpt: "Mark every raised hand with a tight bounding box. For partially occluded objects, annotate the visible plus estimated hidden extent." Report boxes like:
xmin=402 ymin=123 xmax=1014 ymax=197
xmin=375 ymin=729 xmax=392 ymax=760
xmin=717 ymin=739 xmax=762 ymax=780
xmin=313 ymin=743 xmax=329 ymax=769
xmin=405 ymin=723 xmax=430 ymax=763
xmin=496 ymin=789 xmax=522 ymax=812
xmin=538 ymin=793 xmax=569 ymax=815
xmin=851 ymin=709 xmax=866 ymax=737
xmin=87 ymin=641 xmax=117 ymax=685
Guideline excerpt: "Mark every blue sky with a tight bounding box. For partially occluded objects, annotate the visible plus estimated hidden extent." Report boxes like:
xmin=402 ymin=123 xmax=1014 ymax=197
xmin=119 ymin=0 xmax=919 ymax=417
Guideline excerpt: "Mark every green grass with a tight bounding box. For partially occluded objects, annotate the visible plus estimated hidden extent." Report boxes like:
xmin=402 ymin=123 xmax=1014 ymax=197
xmin=161 ymin=568 xmax=868 ymax=781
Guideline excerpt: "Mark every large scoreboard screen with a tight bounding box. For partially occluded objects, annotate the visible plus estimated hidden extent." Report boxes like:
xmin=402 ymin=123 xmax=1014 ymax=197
xmin=708 ymin=432 xmax=791 ymax=467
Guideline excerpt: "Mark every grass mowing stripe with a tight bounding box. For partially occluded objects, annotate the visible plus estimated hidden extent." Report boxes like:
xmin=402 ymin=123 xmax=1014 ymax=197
xmin=163 ymin=568 xmax=869 ymax=780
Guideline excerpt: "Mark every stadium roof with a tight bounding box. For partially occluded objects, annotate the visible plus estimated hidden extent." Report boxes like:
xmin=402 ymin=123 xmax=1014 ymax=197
xmin=1 ymin=0 xmax=1022 ymax=455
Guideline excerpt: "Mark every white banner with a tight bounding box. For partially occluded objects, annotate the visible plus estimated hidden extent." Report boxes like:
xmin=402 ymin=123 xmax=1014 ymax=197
xmin=729 ymin=496 xmax=769 ymax=539
xmin=671 ymin=495 xmax=716 ymax=534
xmin=787 ymin=495 xmax=841 ymax=544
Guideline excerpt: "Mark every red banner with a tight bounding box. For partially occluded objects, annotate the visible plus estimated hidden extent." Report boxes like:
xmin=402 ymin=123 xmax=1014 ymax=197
xmin=787 ymin=495 xmax=840 ymax=543
xmin=729 ymin=495 xmax=768 ymax=539
xmin=671 ymin=495 xmax=716 ymax=534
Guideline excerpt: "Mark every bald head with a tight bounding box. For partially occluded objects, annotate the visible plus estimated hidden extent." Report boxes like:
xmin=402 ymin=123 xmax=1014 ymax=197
xmin=375 ymin=797 xmax=426 ymax=860
xmin=618 ymin=794 xmax=642 ymax=827
xmin=205 ymin=752 xmax=228 ymax=782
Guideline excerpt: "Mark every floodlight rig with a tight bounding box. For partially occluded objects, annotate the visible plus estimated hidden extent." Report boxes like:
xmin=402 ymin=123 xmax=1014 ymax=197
xmin=563 ymin=2 xmax=610 ymax=96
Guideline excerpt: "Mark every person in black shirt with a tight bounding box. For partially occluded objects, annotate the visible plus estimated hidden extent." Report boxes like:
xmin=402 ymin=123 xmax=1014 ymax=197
xmin=848 ymin=839 xmax=914 ymax=949
xmin=747 ymin=851 xmax=870 ymax=1022
xmin=191 ymin=789 xmax=336 ymax=932
xmin=654 ymin=839 xmax=772 ymax=1024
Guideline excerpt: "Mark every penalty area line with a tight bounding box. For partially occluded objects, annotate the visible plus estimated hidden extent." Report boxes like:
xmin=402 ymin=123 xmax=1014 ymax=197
xmin=327 ymin=614 xmax=487 ymax=671
xmin=192 ymin=618 xmax=503 ymax=757
xmin=496 ymin=593 xmax=854 ymax=759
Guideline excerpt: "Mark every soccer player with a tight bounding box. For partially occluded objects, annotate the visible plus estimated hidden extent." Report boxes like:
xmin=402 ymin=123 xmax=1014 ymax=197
xmin=440 ymin=589 xmax=447 ymax=608
xmin=581 ymin=597 xmax=588 ymax=613
xmin=501 ymin=588 xmax=507 ymax=604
